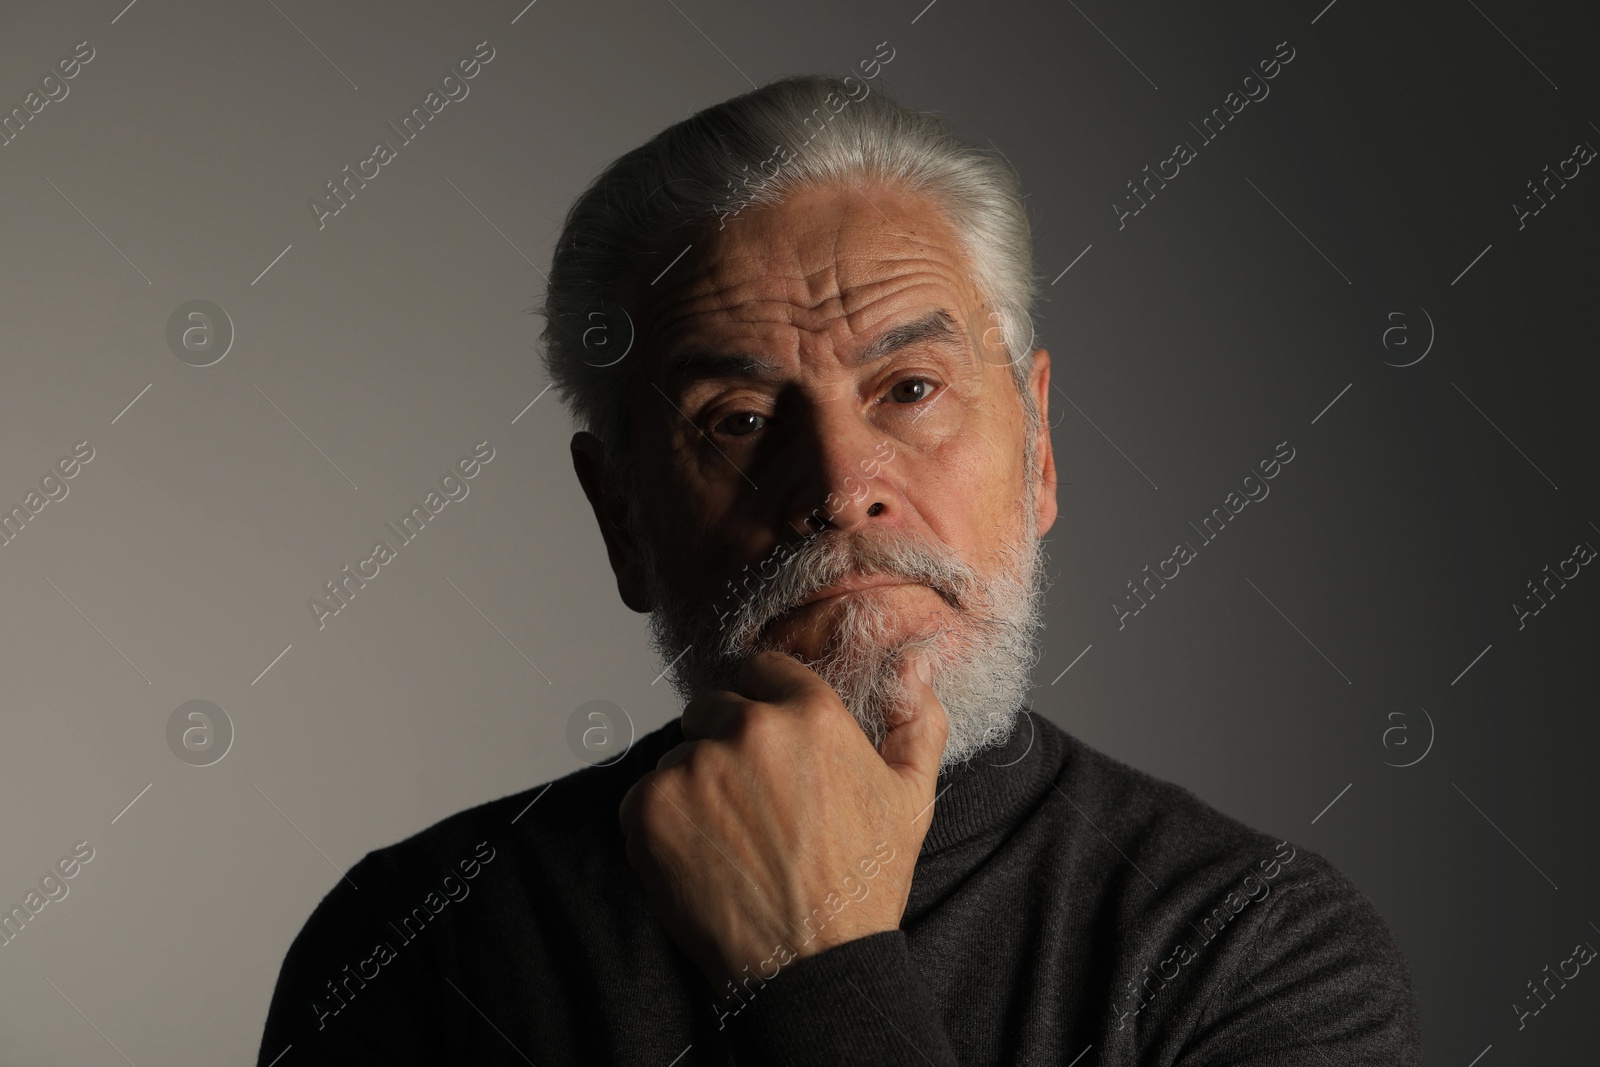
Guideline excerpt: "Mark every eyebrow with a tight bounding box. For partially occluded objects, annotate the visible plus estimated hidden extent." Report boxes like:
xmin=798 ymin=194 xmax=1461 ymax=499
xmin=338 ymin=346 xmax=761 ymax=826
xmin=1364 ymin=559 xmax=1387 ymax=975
xmin=663 ymin=308 xmax=968 ymax=387
xmin=847 ymin=308 xmax=966 ymax=367
xmin=665 ymin=351 xmax=782 ymax=387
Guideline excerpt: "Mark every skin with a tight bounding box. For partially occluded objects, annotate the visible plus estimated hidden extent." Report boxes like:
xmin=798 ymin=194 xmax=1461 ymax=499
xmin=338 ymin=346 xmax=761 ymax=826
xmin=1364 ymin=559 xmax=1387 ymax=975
xmin=574 ymin=181 xmax=1058 ymax=993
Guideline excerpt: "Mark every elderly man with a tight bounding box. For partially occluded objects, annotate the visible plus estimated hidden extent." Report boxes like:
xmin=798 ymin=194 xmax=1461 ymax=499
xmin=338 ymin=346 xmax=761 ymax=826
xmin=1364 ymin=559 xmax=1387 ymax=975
xmin=259 ymin=74 xmax=1421 ymax=1065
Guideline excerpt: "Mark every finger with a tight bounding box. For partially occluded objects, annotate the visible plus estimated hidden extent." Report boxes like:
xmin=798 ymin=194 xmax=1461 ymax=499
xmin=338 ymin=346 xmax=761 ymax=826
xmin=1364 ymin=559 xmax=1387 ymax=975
xmin=680 ymin=689 xmax=751 ymax=742
xmin=735 ymin=649 xmax=832 ymax=705
xmin=655 ymin=740 xmax=696 ymax=771
xmin=878 ymin=648 xmax=948 ymax=790
xmin=618 ymin=772 xmax=650 ymax=837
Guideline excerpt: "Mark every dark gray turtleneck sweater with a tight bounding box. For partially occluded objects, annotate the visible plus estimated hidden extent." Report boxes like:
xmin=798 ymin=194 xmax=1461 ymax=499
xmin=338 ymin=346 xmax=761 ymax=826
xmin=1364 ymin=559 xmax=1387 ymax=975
xmin=257 ymin=710 xmax=1422 ymax=1064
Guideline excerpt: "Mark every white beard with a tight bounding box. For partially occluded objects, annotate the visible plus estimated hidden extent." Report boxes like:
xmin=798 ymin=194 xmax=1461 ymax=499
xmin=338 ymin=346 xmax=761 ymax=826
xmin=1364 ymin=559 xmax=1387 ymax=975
xmin=633 ymin=493 xmax=1048 ymax=771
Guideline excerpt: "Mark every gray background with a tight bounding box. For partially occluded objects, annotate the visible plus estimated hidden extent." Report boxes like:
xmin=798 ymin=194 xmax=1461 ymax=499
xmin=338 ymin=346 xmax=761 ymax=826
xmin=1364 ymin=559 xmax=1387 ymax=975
xmin=0 ymin=0 xmax=1595 ymax=1063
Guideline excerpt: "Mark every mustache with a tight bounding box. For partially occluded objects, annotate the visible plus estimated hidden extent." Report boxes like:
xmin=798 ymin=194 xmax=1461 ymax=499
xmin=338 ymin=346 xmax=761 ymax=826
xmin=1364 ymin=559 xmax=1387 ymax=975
xmin=715 ymin=528 xmax=975 ymax=650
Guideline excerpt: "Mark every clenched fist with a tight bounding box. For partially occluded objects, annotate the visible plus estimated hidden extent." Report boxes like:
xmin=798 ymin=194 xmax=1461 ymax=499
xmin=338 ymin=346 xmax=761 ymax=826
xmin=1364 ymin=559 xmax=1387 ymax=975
xmin=618 ymin=648 xmax=948 ymax=997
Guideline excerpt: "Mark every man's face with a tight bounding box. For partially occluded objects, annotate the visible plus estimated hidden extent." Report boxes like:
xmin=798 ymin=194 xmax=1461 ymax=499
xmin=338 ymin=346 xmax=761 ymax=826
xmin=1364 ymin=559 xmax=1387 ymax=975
xmin=575 ymin=181 xmax=1057 ymax=764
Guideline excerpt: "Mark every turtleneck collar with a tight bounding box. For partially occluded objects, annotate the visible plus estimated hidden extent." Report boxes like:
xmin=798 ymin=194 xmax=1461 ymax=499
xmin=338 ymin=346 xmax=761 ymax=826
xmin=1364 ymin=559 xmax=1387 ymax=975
xmin=918 ymin=709 xmax=1065 ymax=855
xmin=643 ymin=707 xmax=1065 ymax=857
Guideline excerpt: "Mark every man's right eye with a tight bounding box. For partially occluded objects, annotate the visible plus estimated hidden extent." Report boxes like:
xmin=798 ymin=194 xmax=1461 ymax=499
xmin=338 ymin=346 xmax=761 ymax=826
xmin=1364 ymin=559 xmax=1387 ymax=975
xmin=714 ymin=412 xmax=767 ymax=436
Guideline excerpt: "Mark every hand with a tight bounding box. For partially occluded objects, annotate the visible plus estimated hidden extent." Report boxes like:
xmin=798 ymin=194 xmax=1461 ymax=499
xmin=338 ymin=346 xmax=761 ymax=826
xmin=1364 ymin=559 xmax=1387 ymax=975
xmin=617 ymin=649 xmax=948 ymax=995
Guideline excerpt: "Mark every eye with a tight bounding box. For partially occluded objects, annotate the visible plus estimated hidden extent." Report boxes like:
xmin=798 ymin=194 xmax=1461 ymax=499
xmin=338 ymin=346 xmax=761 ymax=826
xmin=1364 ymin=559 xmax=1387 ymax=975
xmin=886 ymin=378 xmax=935 ymax=404
xmin=714 ymin=411 xmax=766 ymax=436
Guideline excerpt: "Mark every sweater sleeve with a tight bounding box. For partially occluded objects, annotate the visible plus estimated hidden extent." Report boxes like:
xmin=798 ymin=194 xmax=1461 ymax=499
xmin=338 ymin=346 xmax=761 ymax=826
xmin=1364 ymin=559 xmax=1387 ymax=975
xmin=1173 ymin=874 xmax=1423 ymax=1066
xmin=716 ymin=930 xmax=960 ymax=1066
xmin=255 ymin=851 xmax=443 ymax=1066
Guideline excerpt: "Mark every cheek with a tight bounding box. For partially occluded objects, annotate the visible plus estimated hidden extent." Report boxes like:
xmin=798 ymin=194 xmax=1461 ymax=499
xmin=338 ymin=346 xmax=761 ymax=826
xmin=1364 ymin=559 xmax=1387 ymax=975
xmin=913 ymin=426 xmax=1020 ymax=551
xmin=653 ymin=496 xmax=768 ymax=592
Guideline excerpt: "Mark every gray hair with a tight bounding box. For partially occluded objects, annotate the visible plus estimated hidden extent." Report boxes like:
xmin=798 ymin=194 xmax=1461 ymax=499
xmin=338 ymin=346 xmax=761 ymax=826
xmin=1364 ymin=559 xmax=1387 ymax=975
xmin=536 ymin=73 xmax=1041 ymax=486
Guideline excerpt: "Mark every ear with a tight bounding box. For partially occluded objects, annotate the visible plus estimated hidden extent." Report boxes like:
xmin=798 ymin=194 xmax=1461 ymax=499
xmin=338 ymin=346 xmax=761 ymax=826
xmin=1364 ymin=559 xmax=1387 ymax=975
xmin=1026 ymin=348 xmax=1058 ymax=537
xmin=571 ymin=432 xmax=653 ymax=613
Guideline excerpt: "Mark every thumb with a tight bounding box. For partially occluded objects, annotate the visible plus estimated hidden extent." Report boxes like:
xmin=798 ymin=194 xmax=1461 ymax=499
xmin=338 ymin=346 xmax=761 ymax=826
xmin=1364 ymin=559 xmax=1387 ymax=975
xmin=878 ymin=648 xmax=948 ymax=786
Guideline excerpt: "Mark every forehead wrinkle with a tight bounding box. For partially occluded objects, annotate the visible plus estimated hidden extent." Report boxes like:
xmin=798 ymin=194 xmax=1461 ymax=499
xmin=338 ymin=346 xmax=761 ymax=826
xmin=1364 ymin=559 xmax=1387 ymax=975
xmin=639 ymin=195 xmax=988 ymax=384
xmin=658 ymin=274 xmax=981 ymax=393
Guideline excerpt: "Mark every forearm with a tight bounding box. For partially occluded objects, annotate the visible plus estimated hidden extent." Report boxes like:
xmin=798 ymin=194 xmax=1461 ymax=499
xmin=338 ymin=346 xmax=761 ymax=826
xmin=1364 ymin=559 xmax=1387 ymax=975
xmin=715 ymin=930 xmax=960 ymax=1067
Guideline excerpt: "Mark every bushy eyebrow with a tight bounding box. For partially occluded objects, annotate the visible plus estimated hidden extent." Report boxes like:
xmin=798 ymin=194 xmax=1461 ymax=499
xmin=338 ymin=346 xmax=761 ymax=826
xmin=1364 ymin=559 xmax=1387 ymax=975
xmin=664 ymin=307 xmax=968 ymax=388
xmin=665 ymin=351 xmax=782 ymax=387
xmin=845 ymin=308 xmax=966 ymax=367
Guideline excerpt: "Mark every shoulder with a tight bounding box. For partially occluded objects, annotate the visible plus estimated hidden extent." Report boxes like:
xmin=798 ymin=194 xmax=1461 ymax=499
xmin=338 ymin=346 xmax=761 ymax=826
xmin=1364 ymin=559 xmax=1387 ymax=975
xmin=258 ymin=717 xmax=685 ymax=1056
xmin=277 ymin=715 xmax=684 ymax=944
xmin=1043 ymin=722 xmax=1394 ymax=939
xmin=1035 ymin=722 xmax=1420 ymax=1059
xmin=1041 ymin=721 xmax=1328 ymax=898
xmin=357 ymin=714 xmax=686 ymax=883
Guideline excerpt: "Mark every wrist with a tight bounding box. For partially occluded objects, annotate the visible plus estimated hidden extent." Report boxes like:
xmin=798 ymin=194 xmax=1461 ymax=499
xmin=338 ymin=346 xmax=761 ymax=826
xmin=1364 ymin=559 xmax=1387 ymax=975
xmin=704 ymin=914 xmax=897 ymax=998
xmin=789 ymin=914 xmax=898 ymax=960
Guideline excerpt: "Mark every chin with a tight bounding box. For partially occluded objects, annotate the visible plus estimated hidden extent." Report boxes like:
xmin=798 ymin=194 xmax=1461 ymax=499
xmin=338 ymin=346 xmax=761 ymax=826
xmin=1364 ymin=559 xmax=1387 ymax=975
xmin=643 ymin=515 xmax=1049 ymax=771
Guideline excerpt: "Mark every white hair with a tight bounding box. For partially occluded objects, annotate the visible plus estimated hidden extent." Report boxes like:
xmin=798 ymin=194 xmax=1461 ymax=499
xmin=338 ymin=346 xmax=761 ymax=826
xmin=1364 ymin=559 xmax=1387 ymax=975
xmin=536 ymin=73 xmax=1042 ymax=485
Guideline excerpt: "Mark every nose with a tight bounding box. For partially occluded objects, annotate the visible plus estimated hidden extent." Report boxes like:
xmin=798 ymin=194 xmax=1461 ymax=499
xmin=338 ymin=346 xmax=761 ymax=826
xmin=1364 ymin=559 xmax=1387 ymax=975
xmin=783 ymin=401 xmax=899 ymax=537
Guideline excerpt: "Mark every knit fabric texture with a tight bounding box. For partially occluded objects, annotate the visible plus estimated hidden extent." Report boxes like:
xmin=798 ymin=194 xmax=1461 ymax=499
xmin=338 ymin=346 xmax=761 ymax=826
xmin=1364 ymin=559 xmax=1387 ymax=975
xmin=257 ymin=710 xmax=1422 ymax=1065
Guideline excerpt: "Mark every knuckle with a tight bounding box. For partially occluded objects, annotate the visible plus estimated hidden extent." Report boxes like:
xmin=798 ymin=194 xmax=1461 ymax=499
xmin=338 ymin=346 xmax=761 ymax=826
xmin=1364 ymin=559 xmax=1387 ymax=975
xmin=736 ymin=704 xmax=781 ymax=746
xmin=794 ymin=696 xmax=836 ymax=731
xmin=630 ymin=772 xmax=674 ymax=825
